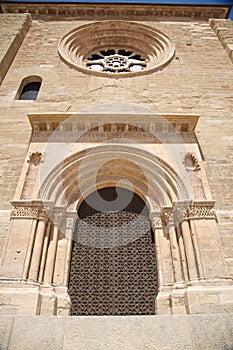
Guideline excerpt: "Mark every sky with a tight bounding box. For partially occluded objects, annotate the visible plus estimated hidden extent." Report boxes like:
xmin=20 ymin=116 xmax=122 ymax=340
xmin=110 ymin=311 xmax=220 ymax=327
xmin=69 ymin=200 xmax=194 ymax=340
xmin=4 ymin=0 xmax=233 ymax=19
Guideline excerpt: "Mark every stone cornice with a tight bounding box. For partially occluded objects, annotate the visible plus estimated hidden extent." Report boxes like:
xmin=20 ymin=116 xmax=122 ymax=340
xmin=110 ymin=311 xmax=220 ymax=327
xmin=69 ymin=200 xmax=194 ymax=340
xmin=0 ymin=3 xmax=229 ymax=20
xmin=28 ymin=112 xmax=199 ymax=143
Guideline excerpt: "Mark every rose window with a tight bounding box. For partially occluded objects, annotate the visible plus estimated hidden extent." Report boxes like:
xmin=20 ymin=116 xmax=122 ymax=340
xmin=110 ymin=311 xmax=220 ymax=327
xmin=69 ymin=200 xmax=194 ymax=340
xmin=58 ymin=21 xmax=175 ymax=77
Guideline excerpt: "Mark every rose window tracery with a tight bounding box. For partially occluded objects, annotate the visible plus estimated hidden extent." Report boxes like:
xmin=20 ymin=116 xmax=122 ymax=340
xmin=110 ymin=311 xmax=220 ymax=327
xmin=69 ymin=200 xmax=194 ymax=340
xmin=86 ymin=49 xmax=147 ymax=73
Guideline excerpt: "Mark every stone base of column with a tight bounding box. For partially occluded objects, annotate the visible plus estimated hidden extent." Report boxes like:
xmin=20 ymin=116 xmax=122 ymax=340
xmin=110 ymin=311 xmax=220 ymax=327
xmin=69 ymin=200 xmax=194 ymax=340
xmin=156 ymin=279 xmax=233 ymax=315
xmin=171 ymin=288 xmax=187 ymax=314
xmin=155 ymin=291 xmax=172 ymax=315
xmin=0 ymin=280 xmax=71 ymax=316
xmin=184 ymin=279 xmax=233 ymax=314
xmin=0 ymin=280 xmax=41 ymax=315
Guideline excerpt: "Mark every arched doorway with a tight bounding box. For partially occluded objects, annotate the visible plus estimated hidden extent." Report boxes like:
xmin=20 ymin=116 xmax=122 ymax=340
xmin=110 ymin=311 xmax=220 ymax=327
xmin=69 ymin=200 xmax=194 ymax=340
xmin=68 ymin=187 xmax=158 ymax=315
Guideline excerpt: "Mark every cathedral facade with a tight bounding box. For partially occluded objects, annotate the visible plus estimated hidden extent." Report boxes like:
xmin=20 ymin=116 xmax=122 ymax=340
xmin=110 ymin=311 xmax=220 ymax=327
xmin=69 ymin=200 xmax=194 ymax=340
xmin=0 ymin=1 xmax=233 ymax=348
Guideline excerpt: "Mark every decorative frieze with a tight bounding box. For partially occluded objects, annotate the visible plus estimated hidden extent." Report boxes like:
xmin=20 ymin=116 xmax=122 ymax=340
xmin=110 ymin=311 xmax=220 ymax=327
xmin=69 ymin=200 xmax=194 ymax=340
xmin=1 ymin=4 xmax=229 ymax=20
xmin=187 ymin=201 xmax=216 ymax=220
xmin=160 ymin=201 xmax=216 ymax=226
xmin=10 ymin=201 xmax=52 ymax=220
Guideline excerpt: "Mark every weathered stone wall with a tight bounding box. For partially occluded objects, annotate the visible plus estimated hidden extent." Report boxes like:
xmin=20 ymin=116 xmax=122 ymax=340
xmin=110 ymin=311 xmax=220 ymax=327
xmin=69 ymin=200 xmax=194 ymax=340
xmin=0 ymin=14 xmax=31 ymax=85
xmin=0 ymin=13 xmax=31 ymax=262
xmin=0 ymin=15 xmax=233 ymax=274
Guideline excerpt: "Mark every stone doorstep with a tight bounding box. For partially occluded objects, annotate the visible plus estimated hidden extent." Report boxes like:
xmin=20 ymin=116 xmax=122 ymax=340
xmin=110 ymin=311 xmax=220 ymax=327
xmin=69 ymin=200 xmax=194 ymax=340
xmin=1 ymin=314 xmax=233 ymax=350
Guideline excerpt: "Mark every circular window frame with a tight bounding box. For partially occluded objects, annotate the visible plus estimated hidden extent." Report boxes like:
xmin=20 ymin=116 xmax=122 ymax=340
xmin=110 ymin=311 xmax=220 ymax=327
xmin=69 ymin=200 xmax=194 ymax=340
xmin=58 ymin=21 xmax=175 ymax=78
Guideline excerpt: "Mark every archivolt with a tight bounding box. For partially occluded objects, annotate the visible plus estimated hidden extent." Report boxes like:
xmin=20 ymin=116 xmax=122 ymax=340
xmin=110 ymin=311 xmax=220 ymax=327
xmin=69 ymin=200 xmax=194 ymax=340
xmin=39 ymin=144 xmax=189 ymax=210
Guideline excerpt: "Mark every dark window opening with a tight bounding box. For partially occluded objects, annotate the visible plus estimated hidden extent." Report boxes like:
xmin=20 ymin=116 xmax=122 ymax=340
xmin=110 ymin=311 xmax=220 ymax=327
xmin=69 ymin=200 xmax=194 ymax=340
xmin=19 ymin=81 xmax=41 ymax=100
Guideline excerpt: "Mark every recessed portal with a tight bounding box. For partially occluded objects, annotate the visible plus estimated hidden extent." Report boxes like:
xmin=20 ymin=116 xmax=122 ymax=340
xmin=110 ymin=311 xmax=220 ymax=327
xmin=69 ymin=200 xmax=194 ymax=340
xmin=69 ymin=187 xmax=158 ymax=315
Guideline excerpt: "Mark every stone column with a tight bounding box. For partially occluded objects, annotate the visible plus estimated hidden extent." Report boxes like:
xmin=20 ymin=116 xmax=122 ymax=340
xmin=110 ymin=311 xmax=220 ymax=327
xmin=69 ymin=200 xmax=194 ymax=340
xmin=54 ymin=215 xmax=76 ymax=316
xmin=38 ymin=221 xmax=51 ymax=283
xmin=189 ymin=218 xmax=204 ymax=278
xmin=53 ymin=214 xmax=77 ymax=286
xmin=150 ymin=212 xmax=174 ymax=287
xmin=177 ymin=226 xmax=189 ymax=282
xmin=23 ymin=218 xmax=38 ymax=279
xmin=187 ymin=201 xmax=227 ymax=278
xmin=63 ymin=216 xmax=77 ymax=286
xmin=28 ymin=213 xmax=48 ymax=281
xmin=150 ymin=212 xmax=173 ymax=315
xmin=180 ymin=219 xmax=198 ymax=280
xmin=43 ymin=211 xmax=63 ymax=284
xmin=167 ymin=219 xmax=183 ymax=283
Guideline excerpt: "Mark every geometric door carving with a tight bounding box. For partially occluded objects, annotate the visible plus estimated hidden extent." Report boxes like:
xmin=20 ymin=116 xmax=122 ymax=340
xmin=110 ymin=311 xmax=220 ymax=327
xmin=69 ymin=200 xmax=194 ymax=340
xmin=69 ymin=187 xmax=158 ymax=315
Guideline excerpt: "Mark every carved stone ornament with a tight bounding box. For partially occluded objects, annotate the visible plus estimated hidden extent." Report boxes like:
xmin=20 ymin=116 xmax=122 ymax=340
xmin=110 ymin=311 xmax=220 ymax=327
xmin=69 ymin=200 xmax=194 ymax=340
xmin=10 ymin=201 xmax=51 ymax=220
xmin=160 ymin=208 xmax=173 ymax=226
xmin=27 ymin=152 xmax=44 ymax=165
xmin=160 ymin=201 xmax=216 ymax=227
xmin=11 ymin=204 xmax=49 ymax=220
xmin=173 ymin=209 xmax=186 ymax=224
xmin=151 ymin=216 xmax=163 ymax=230
xmin=183 ymin=152 xmax=201 ymax=172
xmin=66 ymin=217 xmax=75 ymax=230
xmin=53 ymin=211 xmax=64 ymax=227
xmin=187 ymin=201 xmax=216 ymax=220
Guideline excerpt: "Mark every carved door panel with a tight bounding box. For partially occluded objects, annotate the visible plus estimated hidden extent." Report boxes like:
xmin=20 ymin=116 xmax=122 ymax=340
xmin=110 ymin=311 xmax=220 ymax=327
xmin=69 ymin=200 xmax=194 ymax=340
xmin=69 ymin=187 xmax=158 ymax=315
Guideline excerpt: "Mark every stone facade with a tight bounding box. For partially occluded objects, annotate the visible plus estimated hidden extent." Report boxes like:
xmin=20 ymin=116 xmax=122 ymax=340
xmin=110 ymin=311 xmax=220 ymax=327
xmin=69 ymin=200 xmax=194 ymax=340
xmin=0 ymin=1 xmax=233 ymax=339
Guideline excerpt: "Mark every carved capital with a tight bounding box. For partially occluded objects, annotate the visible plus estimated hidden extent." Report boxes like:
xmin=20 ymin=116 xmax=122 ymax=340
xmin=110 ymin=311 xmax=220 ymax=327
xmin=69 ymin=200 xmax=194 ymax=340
xmin=38 ymin=207 xmax=50 ymax=221
xmin=150 ymin=214 xmax=163 ymax=230
xmin=173 ymin=203 xmax=189 ymax=224
xmin=160 ymin=207 xmax=173 ymax=227
xmin=53 ymin=211 xmax=64 ymax=227
xmin=66 ymin=216 xmax=77 ymax=230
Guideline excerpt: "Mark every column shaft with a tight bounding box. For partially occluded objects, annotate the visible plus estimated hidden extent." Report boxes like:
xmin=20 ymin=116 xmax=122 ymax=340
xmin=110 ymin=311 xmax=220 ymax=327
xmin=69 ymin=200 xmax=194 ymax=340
xmin=38 ymin=222 xmax=51 ymax=283
xmin=23 ymin=218 xmax=38 ymax=279
xmin=181 ymin=220 xmax=198 ymax=280
xmin=168 ymin=224 xmax=183 ymax=282
xmin=189 ymin=219 xmax=204 ymax=278
xmin=43 ymin=224 xmax=59 ymax=284
xmin=29 ymin=220 xmax=47 ymax=281
xmin=64 ymin=228 xmax=73 ymax=286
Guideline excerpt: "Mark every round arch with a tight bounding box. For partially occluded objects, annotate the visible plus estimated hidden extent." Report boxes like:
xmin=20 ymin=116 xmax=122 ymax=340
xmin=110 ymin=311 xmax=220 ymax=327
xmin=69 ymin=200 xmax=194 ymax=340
xmin=40 ymin=144 xmax=189 ymax=212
